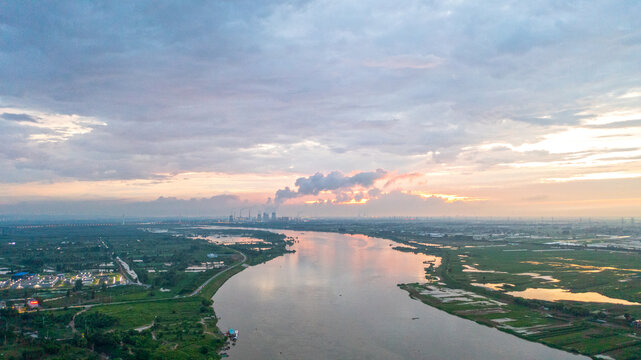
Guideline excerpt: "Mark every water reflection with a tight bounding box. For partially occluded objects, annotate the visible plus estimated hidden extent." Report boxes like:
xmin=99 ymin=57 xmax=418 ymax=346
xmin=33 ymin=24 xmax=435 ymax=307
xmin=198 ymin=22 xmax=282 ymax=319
xmin=462 ymin=264 xmax=507 ymax=273
xmin=515 ymin=272 xmax=560 ymax=283
xmin=471 ymin=282 xmax=515 ymax=291
xmin=196 ymin=235 xmax=269 ymax=245
xmin=213 ymin=230 xmax=586 ymax=360
xmin=506 ymin=288 xmax=641 ymax=305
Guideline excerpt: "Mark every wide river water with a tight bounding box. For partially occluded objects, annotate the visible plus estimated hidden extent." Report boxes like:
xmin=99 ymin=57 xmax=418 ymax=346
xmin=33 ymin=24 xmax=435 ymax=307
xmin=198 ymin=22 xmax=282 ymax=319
xmin=213 ymin=230 xmax=587 ymax=359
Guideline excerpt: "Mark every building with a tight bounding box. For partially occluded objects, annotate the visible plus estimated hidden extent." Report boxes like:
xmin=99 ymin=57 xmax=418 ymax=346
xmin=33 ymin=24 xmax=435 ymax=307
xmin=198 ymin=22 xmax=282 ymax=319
xmin=633 ymin=319 xmax=641 ymax=328
xmin=263 ymin=212 xmax=269 ymax=222
xmin=12 ymin=271 xmax=30 ymax=280
xmin=257 ymin=213 xmax=262 ymax=221
xmin=271 ymin=212 xmax=276 ymax=221
xmin=26 ymin=298 xmax=40 ymax=309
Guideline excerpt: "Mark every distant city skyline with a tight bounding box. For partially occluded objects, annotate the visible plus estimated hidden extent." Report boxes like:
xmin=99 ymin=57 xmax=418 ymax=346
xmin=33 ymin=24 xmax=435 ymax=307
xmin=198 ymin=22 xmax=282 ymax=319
xmin=1 ymin=1 xmax=641 ymax=217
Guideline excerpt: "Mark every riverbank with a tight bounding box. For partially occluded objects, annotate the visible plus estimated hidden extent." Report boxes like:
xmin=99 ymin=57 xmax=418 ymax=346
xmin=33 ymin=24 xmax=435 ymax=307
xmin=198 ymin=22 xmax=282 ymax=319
xmin=0 ymin=226 xmax=293 ymax=360
xmin=395 ymin=246 xmax=641 ymax=360
xmin=212 ymin=229 xmax=585 ymax=360
xmin=214 ymin=221 xmax=641 ymax=359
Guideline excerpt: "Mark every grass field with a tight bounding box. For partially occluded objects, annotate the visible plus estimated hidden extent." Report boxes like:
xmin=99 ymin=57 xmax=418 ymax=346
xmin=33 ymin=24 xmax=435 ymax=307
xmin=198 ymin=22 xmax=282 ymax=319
xmin=0 ymin=225 xmax=293 ymax=359
xmin=397 ymin=233 xmax=641 ymax=360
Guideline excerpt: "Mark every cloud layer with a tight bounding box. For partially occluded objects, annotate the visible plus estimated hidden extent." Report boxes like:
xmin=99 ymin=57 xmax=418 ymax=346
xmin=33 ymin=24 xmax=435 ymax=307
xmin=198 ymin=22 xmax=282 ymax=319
xmin=1 ymin=1 xmax=641 ymax=216
xmin=275 ymin=169 xmax=387 ymax=204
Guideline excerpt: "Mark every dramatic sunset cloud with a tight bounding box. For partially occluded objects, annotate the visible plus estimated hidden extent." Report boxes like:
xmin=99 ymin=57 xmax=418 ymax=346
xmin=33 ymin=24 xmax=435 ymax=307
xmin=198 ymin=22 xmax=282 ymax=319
xmin=274 ymin=169 xmax=387 ymax=204
xmin=1 ymin=1 xmax=640 ymax=217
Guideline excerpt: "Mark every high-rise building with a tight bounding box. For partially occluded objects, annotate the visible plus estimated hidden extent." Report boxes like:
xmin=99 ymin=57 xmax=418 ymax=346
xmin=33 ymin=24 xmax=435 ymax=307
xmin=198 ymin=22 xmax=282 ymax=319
xmin=271 ymin=212 xmax=276 ymax=221
xmin=257 ymin=213 xmax=262 ymax=221
xmin=263 ymin=212 xmax=269 ymax=222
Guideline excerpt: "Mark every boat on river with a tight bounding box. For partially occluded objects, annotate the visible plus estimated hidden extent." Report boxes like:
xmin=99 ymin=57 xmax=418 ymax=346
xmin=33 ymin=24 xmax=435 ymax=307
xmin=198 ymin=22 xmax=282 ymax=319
xmin=227 ymin=328 xmax=239 ymax=341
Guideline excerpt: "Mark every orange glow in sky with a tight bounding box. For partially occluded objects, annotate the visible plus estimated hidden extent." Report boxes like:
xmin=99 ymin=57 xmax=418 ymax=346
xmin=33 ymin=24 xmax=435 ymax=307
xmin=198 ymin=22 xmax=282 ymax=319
xmin=404 ymin=191 xmax=486 ymax=203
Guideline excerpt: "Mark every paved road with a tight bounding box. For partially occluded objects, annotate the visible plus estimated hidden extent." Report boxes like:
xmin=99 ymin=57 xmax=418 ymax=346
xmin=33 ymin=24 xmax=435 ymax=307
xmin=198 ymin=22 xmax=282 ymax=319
xmin=189 ymin=251 xmax=247 ymax=297
xmin=41 ymin=250 xmax=247 ymax=312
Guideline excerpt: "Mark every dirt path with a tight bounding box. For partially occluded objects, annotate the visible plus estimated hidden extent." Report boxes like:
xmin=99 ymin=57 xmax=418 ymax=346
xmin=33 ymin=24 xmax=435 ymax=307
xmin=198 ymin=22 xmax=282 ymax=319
xmin=69 ymin=307 xmax=90 ymax=334
xmin=199 ymin=317 xmax=217 ymax=336
xmin=135 ymin=316 xmax=156 ymax=332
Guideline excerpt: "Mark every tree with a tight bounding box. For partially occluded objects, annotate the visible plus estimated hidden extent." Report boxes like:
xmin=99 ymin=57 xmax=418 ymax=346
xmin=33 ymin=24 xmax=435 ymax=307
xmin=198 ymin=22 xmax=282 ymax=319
xmin=73 ymin=279 xmax=83 ymax=291
xmin=77 ymin=312 xmax=118 ymax=328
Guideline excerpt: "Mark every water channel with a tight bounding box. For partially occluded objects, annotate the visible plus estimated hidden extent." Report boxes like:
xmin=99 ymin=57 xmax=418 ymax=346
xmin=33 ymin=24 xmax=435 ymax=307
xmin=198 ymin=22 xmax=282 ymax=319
xmin=214 ymin=230 xmax=587 ymax=359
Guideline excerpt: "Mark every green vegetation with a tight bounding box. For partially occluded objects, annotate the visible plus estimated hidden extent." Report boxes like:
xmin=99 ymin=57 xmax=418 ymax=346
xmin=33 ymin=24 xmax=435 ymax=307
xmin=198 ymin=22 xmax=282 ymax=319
xmin=230 ymin=218 xmax=641 ymax=359
xmin=5 ymin=217 xmax=641 ymax=359
xmin=389 ymin=233 xmax=641 ymax=359
xmin=0 ymin=224 xmax=293 ymax=359
xmin=75 ymin=298 xmax=226 ymax=359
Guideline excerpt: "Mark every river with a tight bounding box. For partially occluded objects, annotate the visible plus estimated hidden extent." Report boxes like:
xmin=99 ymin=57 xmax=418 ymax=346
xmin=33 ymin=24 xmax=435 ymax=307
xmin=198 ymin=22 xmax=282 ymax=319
xmin=213 ymin=230 xmax=587 ymax=359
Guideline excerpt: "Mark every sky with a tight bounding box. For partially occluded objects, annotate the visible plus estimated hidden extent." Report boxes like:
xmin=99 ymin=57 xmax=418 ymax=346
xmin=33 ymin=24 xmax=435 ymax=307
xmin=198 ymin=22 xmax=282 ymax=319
xmin=1 ymin=1 xmax=641 ymax=218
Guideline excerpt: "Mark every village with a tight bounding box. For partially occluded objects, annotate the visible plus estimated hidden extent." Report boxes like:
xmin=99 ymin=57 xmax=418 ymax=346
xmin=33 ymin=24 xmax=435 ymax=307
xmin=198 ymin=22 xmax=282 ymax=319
xmin=0 ymin=271 xmax=126 ymax=291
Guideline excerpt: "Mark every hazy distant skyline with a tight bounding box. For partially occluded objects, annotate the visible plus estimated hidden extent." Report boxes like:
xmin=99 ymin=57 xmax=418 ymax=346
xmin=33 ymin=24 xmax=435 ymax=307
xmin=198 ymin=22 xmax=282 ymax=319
xmin=1 ymin=1 xmax=641 ymax=217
